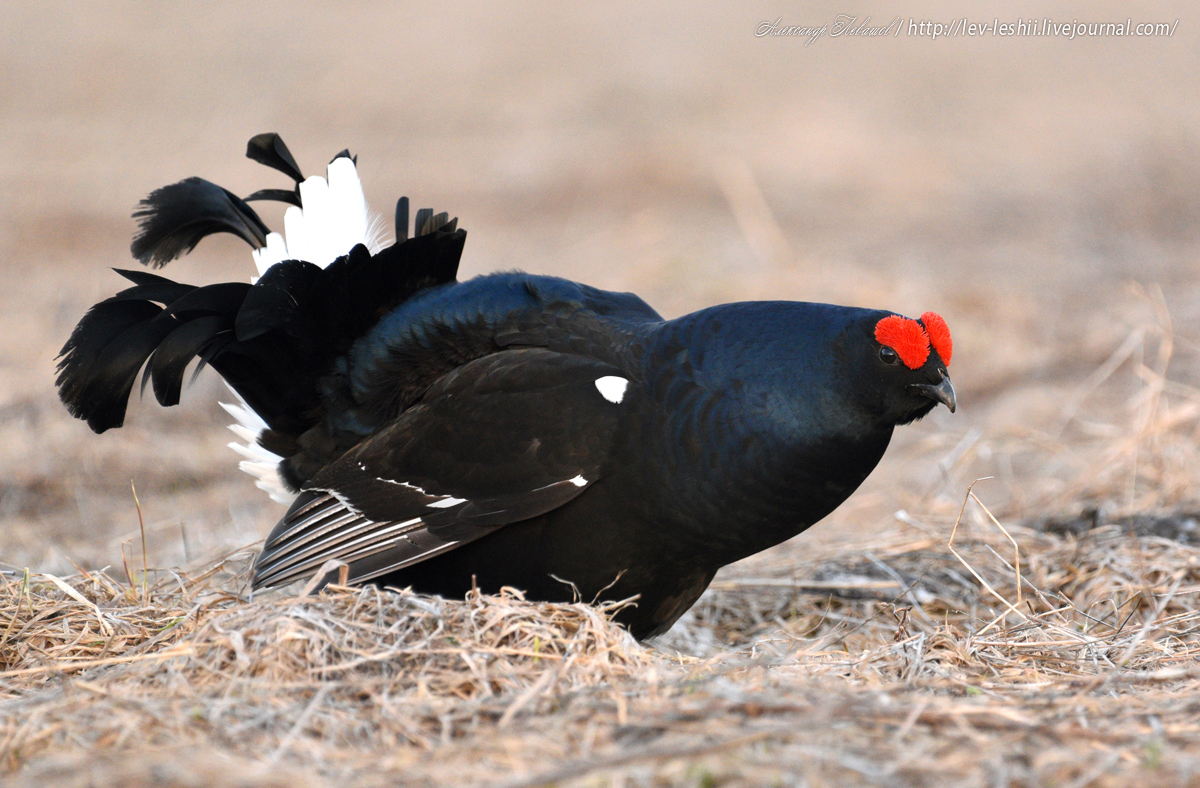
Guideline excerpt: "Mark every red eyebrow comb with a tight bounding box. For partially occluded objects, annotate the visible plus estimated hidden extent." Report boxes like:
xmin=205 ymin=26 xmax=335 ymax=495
xmin=921 ymin=312 xmax=952 ymax=366
xmin=874 ymin=315 xmax=930 ymax=370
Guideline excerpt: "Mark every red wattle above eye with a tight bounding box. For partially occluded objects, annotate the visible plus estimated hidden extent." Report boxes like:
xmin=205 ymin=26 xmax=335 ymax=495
xmin=921 ymin=311 xmax=952 ymax=366
xmin=874 ymin=315 xmax=930 ymax=370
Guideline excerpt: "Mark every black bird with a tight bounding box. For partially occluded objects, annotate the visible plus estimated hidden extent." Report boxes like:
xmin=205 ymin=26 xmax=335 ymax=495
xmin=57 ymin=134 xmax=956 ymax=639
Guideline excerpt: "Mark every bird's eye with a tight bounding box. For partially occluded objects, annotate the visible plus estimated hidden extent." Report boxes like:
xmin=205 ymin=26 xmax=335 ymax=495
xmin=879 ymin=346 xmax=899 ymax=365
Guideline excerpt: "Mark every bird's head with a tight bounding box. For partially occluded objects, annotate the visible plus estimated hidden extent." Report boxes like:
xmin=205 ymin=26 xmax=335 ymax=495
xmin=841 ymin=310 xmax=955 ymax=426
xmin=678 ymin=301 xmax=955 ymax=437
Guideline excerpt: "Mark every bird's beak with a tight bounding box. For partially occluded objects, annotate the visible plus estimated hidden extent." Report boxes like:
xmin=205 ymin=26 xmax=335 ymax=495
xmin=912 ymin=374 xmax=956 ymax=413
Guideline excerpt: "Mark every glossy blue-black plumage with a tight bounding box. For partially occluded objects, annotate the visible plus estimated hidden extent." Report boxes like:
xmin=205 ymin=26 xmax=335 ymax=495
xmin=57 ymin=135 xmax=955 ymax=639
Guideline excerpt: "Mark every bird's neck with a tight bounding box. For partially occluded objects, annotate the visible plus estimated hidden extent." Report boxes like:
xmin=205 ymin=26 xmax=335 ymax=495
xmin=632 ymin=311 xmax=894 ymax=564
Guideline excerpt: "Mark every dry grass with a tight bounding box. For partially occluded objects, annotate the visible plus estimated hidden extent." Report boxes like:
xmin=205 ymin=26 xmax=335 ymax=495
xmin=0 ymin=555 xmax=653 ymax=784
xmin=4 ymin=477 xmax=1200 ymax=787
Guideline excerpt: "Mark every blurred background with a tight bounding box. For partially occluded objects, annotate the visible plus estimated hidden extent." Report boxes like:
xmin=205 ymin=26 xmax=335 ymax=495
xmin=3 ymin=1 xmax=1198 ymax=584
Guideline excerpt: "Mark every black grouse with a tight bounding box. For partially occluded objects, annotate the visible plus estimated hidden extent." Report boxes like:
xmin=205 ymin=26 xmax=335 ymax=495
xmin=57 ymin=134 xmax=956 ymax=639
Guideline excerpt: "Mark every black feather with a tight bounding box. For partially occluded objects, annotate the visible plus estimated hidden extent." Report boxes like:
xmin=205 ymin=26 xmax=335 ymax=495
xmin=395 ymin=197 xmax=409 ymax=241
xmin=113 ymin=267 xmax=195 ymax=290
xmin=57 ymin=300 xmax=177 ymax=431
xmin=422 ymin=212 xmax=451 ymax=235
xmin=58 ymin=301 xmax=158 ymax=415
xmin=147 ymin=316 xmax=230 ymax=406
xmin=130 ymin=178 xmax=270 ymax=267
xmin=107 ymin=269 xmax=196 ymax=305
xmin=243 ymin=188 xmax=301 ymax=207
xmin=235 ymin=260 xmax=324 ymax=342
xmin=245 ymin=133 xmax=304 ymax=183
xmin=159 ymin=282 xmax=252 ymax=320
xmin=412 ymin=208 xmax=432 ymax=238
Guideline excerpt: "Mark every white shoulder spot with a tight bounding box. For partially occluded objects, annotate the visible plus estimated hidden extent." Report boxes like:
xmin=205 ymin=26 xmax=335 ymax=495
xmin=595 ymin=376 xmax=629 ymax=404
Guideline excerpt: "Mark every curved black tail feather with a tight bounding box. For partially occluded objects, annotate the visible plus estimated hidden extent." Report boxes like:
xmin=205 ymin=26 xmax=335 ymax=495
xmin=245 ymin=132 xmax=305 ymax=183
xmin=130 ymin=178 xmax=271 ymax=268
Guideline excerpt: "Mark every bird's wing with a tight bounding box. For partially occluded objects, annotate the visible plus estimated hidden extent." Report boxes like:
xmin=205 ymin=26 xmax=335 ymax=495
xmin=252 ymin=347 xmax=633 ymax=588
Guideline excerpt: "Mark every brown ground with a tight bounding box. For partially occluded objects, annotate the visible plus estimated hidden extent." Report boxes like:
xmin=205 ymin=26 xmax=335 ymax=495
xmin=3 ymin=1 xmax=1200 ymax=785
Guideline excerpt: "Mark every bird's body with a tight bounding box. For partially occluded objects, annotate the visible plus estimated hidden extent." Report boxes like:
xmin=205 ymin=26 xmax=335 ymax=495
xmin=57 ymin=135 xmax=955 ymax=638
